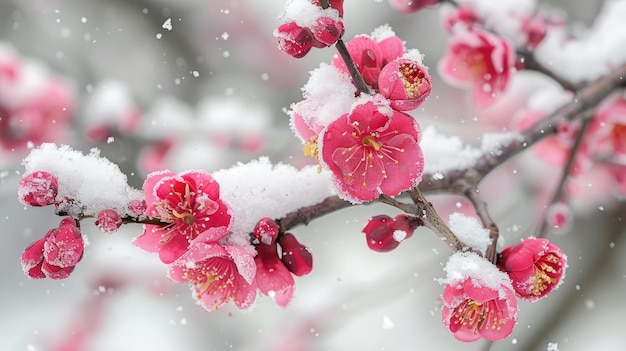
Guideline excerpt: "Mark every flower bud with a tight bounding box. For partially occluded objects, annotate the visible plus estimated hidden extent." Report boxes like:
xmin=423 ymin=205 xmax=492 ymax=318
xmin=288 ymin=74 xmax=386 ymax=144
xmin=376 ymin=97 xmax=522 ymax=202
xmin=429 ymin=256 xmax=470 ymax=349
xmin=18 ymin=171 xmax=58 ymax=207
xmin=254 ymin=217 xmax=280 ymax=245
xmin=20 ymin=233 xmax=50 ymax=279
xmin=498 ymin=237 xmax=567 ymax=302
xmin=43 ymin=218 xmax=84 ymax=269
xmin=95 ymin=209 xmax=123 ymax=233
xmin=311 ymin=17 xmax=344 ymax=47
xmin=378 ymin=57 xmax=432 ymax=111
xmin=279 ymin=233 xmax=313 ymax=276
xmin=275 ymin=22 xmax=314 ymax=58
xmin=362 ymin=214 xmax=420 ymax=252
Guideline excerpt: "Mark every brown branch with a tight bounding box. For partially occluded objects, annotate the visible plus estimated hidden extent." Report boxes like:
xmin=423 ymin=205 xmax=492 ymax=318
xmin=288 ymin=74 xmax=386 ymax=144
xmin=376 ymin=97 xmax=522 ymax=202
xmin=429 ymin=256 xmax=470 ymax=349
xmin=517 ymin=49 xmax=579 ymax=92
xmin=464 ymin=187 xmax=499 ymax=263
xmin=277 ymin=195 xmax=352 ymax=233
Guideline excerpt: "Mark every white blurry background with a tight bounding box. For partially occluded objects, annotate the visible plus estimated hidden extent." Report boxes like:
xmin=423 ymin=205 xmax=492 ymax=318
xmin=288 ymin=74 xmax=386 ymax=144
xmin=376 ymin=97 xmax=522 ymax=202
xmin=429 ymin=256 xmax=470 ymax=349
xmin=1 ymin=0 xmax=625 ymax=350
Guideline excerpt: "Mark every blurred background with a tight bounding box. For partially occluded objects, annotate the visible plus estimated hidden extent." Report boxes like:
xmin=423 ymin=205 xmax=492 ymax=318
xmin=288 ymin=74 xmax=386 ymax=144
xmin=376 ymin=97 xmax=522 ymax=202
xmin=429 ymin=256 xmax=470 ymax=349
xmin=1 ymin=0 xmax=625 ymax=350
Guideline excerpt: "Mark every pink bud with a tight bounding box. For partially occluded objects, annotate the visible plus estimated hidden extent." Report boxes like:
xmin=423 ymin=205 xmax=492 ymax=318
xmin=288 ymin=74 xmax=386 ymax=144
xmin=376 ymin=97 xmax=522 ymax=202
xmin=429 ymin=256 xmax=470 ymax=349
xmin=522 ymin=16 xmax=548 ymax=50
xmin=43 ymin=218 xmax=84 ymax=269
xmin=279 ymin=233 xmax=313 ymax=276
xmin=18 ymin=171 xmax=59 ymax=207
xmin=253 ymin=217 xmax=280 ymax=245
xmin=127 ymin=199 xmax=147 ymax=217
xmin=274 ymin=22 xmax=314 ymax=58
xmin=546 ymin=202 xmax=572 ymax=232
xmin=20 ymin=233 xmax=50 ymax=279
xmin=498 ymin=237 xmax=567 ymax=302
xmin=362 ymin=214 xmax=421 ymax=252
xmin=311 ymin=17 xmax=344 ymax=47
xmin=378 ymin=58 xmax=432 ymax=111
xmin=95 ymin=209 xmax=123 ymax=233
xmin=388 ymin=0 xmax=439 ymax=14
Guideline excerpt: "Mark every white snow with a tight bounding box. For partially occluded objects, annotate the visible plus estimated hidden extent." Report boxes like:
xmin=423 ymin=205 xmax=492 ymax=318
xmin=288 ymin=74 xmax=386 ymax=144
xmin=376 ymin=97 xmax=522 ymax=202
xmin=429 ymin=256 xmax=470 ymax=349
xmin=21 ymin=143 xmax=143 ymax=217
xmin=448 ymin=212 xmax=491 ymax=255
xmin=212 ymin=157 xmax=334 ymax=246
xmin=439 ymin=251 xmax=513 ymax=293
xmin=420 ymin=126 xmax=482 ymax=173
xmin=279 ymin=0 xmax=340 ymax=27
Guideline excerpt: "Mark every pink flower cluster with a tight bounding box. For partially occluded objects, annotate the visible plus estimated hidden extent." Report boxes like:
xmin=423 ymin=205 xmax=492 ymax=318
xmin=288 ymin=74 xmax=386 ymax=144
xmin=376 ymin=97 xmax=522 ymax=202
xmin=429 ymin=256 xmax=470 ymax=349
xmin=134 ymin=170 xmax=313 ymax=309
xmin=441 ymin=238 xmax=566 ymax=342
xmin=290 ymin=28 xmax=432 ymax=203
xmin=274 ymin=0 xmax=345 ymax=58
xmin=0 ymin=44 xmax=74 ymax=153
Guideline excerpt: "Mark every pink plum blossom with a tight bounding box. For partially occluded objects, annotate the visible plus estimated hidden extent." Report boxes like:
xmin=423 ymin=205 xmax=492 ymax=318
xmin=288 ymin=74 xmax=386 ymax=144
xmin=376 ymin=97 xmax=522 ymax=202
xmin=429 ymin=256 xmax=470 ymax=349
xmin=362 ymin=214 xmax=421 ymax=252
xmin=169 ymin=233 xmax=256 ymax=310
xmin=438 ymin=29 xmax=514 ymax=107
xmin=587 ymin=96 xmax=626 ymax=161
xmin=17 ymin=171 xmax=58 ymax=207
xmin=279 ymin=233 xmax=313 ymax=276
xmin=332 ymin=34 xmax=404 ymax=89
xmin=442 ymin=6 xmax=482 ymax=33
xmin=442 ymin=277 xmax=518 ymax=342
xmin=319 ymin=101 xmax=424 ymax=203
xmin=134 ymin=169 xmax=232 ymax=264
xmin=498 ymin=237 xmax=567 ymax=302
xmin=254 ymin=240 xmax=295 ymax=307
xmin=546 ymin=201 xmax=572 ymax=232
xmin=378 ymin=57 xmax=432 ymax=111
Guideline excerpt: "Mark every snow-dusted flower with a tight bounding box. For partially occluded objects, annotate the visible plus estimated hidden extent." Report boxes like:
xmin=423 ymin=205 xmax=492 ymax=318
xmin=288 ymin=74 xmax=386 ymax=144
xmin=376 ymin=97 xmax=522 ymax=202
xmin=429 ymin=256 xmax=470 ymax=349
xmin=21 ymin=218 xmax=84 ymax=280
xmin=361 ymin=214 xmax=421 ymax=252
xmin=442 ymin=277 xmax=518 ymax=342
xmin=278 ymin=233 xmax=313 ymax=276
xmin=332 ymin=34 xmax=404 ymax=89
xmin=498 ymin=237 xmax=567 ymax=302
xmin=438 ymin=29 xmax=514 ymax=107
xmin=134 ymin=170 xmax=232 ymax=264
xmin=169 ymin=232 xmax=256 ymax=310
xmin=254 ymin=240 xmax=295 ymax=307
xmin=17 ymin=171 xmax=58 ymax=207
xmin=587 ymin=96 xmax=626 ymax=160
xmin=388 ymin=0 xmax=439 ymax=14
xmin=95 ymin=209 xmax=123 ymax=233
xmin=320 ymin=100 xmax=424 ymax=203
xmin=378 ymin=57 xmax=432 ymax=111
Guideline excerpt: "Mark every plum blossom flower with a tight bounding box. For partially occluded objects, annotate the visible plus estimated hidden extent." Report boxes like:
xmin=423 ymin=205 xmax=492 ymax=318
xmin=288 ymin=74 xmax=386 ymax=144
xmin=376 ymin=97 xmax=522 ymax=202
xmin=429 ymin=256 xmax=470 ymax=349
xmin=21 ymin=218 xmax=84 ymax=280
xmin=498 ymin=237 xmax=567 ymax=302
xmin=169 ymin=230 xmax=256 ymax=310
xmin=587 ymin=96 xmax=626 ymax=161
xmin=254 ymin=240 xmax=295 ymax=307
xmin=361 ymin=214 xmax=422 ymax=252
xmin=319 ymin=100 xmax=424 ymax=203
xmin=134 ymin=170 xmax=232 ymax=264
xmin=378 ymin=56 xmax=432 ymax=111
xmin=17 ymin=171 xmax=58 ymax=207
xmin=438 ymin=29 xmax=514 ymax=107
xmin=442 ymin=277 xmax=518 ymax=342
xmin=279 ymin=233 xmax=313 ymax=276
xmin=332 ymin=33 xmax=404 ymax=89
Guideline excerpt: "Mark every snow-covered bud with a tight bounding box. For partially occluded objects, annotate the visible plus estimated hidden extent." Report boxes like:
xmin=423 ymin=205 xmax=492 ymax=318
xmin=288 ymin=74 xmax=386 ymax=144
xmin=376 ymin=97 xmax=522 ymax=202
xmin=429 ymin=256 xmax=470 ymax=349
xmin=18 ymin=171 xmax=58 ymax=207
xmin=313 ymin=0 xmax=345 ymax=17
xmin=127 ymin=199 xmax=147 ymax=217
xmin=378 ymin=57 xmax=432 ymax=111
xmin=279 ymin=233 xmax=313 ymax=276
xmin=95 ymin=209 xmax=123 ymax=233
xmin=43 ymin=218 xmax=84 ymax=269
xmin=275 ymin=21 xmax=314 ymax=58
xmin=254 ymin=217 xmax=280 ymax=245
xmin=20 ymin=233 xmax=49 ymax=279
xmin=498 ymin=237 xmax=567 ymax=302
xmin=362 ymin=214 xmax=421 ymax=252
xmin=311 ymin=17 xmax=344 ymax=47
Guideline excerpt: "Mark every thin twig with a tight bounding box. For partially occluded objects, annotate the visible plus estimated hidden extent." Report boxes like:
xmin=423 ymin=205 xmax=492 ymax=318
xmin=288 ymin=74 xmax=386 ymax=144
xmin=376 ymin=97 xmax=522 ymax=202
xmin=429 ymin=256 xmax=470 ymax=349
xmin=334 ymin=39 xmax=372 ymax=95
xmin=464 ymin=187 xmax=500 ymax=263
xmin=517 ymin=49 xmax=579 ymax=92
xmin=537 ymin=112 xmax=594 ymax=237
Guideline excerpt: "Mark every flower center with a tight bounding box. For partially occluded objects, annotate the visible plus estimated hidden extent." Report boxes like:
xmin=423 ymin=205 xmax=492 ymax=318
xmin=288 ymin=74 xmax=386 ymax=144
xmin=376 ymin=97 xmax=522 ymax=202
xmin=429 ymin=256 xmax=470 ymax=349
xmin=173 ymin=209 xmax=195 ymax=224
xmin=362 ymin=135 xmax=382 ymax=151
xmin=399 ymin=63 xmax=425 ymax=99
